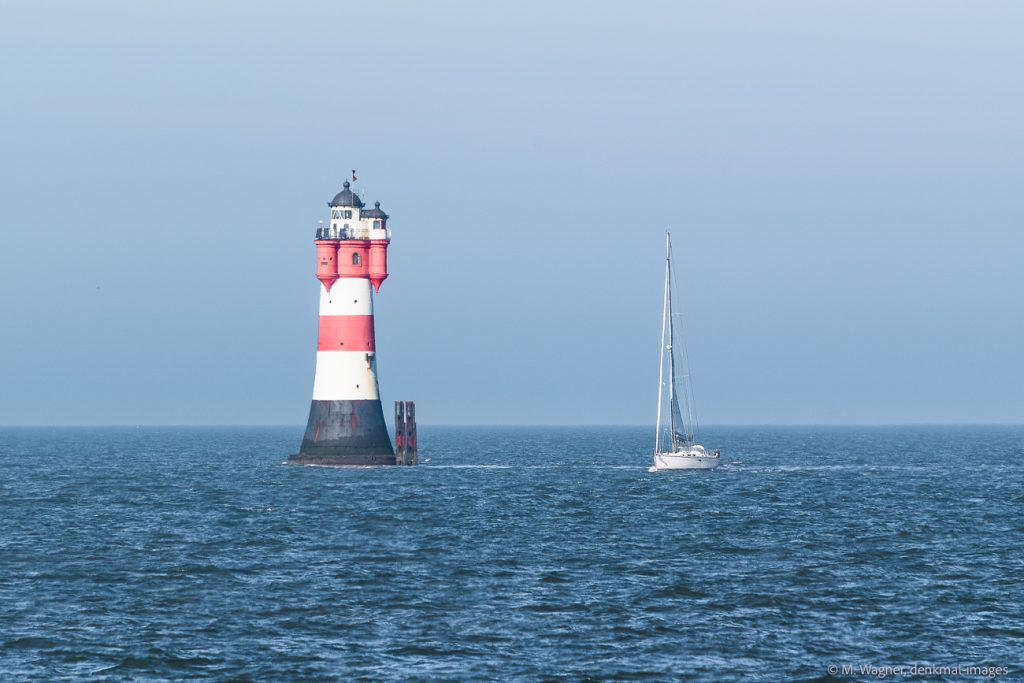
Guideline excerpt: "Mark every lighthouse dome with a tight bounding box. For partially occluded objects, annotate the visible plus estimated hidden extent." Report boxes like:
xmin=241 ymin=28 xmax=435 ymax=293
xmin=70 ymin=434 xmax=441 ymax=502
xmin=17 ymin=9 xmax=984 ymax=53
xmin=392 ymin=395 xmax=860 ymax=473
xmin=329 ymin=180 xmax=364 ymax=208
xmin=362 ymin=201 xmax=389 ymax=219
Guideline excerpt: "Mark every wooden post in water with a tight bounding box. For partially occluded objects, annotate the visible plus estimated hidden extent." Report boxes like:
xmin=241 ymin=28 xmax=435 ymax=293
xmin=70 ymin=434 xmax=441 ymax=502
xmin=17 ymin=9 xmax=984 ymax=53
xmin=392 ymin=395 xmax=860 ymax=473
xmin=394 ymin=401 xmax=405 ymax=465
xmin=394 ymin=400 xmax=418 ymax=465
xmin=406 ymin=401 xmax=418 ymax=465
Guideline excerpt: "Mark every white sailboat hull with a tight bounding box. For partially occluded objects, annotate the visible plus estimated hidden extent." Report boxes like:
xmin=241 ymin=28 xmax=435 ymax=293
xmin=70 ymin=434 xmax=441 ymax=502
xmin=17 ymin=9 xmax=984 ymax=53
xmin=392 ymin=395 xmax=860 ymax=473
xmin=652 ymin=446 xmax=720 ymax=471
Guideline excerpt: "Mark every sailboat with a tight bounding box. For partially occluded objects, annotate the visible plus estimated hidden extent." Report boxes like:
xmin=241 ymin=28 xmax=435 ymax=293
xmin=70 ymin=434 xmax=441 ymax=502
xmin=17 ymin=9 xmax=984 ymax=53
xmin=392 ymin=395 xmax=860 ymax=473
xmin=651 ymin=231 xmax=720 ymax=471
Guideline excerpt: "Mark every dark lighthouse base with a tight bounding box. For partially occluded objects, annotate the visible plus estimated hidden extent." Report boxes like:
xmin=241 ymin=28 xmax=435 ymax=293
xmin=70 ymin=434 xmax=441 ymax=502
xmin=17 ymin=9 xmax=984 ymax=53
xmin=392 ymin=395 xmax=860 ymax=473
xmin=289 ymin=399 xmax=395 ymax=466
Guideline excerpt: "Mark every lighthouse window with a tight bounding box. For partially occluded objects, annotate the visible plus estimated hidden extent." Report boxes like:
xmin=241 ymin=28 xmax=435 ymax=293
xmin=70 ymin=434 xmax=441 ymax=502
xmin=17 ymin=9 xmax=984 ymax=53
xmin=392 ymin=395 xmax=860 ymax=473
xmin=351 ymin=252 xmax=361 ymax=265
xmin=344 ymin=210 xmax=353 ymax=219
xmin=373 ymin=220 xmax=382 ymax=229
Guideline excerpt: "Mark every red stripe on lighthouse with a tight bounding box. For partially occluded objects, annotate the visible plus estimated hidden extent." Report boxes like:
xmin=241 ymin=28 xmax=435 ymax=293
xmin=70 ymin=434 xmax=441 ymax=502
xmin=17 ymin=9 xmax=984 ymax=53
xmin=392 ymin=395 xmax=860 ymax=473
xmin=317 ymin=315 xmax=376 ymax=351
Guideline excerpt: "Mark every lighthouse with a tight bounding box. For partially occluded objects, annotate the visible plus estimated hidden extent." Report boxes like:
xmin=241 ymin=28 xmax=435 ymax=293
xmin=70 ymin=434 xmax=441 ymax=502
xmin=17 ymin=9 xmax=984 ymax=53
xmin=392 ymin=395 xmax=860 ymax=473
xmin=289 ymin=180 xmax=397 ymax=466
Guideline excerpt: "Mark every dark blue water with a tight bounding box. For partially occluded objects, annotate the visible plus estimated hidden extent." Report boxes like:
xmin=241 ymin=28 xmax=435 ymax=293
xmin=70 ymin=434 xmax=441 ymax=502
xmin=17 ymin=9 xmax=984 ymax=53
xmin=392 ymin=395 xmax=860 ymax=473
xmin=1 ymin=426 xmax=1022 ymax=681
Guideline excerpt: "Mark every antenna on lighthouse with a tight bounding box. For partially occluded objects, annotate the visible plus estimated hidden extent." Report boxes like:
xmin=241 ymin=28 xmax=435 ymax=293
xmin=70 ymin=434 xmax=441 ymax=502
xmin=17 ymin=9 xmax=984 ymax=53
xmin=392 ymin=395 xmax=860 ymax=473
xmin=352 ymin=169 xmax=366 ymax=201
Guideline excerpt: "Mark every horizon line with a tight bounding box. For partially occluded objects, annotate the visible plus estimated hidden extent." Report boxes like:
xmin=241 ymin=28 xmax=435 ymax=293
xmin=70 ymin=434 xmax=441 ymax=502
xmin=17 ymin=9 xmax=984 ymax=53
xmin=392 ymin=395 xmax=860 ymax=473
xmin=1 ymin=423 xmax=1021 ymax=429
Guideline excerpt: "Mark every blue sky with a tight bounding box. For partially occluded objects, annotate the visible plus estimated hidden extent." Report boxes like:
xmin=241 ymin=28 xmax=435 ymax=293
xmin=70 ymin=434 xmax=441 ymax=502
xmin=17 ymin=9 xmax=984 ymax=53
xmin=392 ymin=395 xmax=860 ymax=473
xmin=1 ymin=1 xmax=1021 ymax=425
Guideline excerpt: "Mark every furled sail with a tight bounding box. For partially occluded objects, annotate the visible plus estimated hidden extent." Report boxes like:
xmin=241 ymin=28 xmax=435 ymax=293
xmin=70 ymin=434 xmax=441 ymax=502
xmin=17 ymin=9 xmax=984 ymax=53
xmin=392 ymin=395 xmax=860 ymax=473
xmin=670 ymin=313 xmax=697 ymax=448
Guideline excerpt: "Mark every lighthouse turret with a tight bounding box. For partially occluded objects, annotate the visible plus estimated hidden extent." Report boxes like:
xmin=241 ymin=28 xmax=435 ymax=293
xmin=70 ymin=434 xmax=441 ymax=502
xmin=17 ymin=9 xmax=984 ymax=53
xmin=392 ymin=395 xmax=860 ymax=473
xmin=364 ymin=201 xmax=391 ymax=292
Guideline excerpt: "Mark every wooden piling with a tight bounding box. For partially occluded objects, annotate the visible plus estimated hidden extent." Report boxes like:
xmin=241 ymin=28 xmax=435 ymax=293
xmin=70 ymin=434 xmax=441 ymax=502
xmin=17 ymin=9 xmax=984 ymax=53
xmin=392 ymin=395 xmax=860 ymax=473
xmin=394 ymin=400 xmax=418 ymax=465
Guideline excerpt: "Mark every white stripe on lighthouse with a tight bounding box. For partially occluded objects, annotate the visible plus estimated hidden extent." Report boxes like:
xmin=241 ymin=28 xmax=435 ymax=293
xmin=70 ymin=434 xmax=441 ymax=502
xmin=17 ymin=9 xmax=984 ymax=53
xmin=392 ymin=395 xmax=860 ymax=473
xmin=319 ymin=278 xmax=374 ymax=316
xmin=311 ymin=351 xmax=381 ymax=400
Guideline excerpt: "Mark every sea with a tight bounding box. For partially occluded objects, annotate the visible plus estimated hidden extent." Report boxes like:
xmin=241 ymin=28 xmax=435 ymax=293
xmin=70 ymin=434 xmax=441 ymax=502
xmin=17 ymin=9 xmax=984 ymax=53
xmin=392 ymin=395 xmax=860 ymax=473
xmin=1 ymin=426 xmax=1021 ymax=681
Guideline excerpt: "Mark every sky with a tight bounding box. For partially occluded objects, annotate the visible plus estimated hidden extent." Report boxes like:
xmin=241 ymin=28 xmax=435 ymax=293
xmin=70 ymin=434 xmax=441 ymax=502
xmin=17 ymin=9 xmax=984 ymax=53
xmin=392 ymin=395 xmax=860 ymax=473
xmin=0 ymin=1 xmax=1021 ymax=426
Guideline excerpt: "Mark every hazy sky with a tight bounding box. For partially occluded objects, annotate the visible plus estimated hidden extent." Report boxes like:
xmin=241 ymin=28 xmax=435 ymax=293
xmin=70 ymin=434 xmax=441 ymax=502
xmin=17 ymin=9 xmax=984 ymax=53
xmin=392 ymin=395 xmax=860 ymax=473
xmin=1 ymin=1 xmax=1021 ymax=425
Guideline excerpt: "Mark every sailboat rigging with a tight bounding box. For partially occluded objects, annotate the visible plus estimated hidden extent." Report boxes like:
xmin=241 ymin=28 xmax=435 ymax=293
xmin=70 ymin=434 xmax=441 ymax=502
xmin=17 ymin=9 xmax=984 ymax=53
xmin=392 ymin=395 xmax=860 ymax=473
xmin=652 ymin=231 xmax=720 ymax=471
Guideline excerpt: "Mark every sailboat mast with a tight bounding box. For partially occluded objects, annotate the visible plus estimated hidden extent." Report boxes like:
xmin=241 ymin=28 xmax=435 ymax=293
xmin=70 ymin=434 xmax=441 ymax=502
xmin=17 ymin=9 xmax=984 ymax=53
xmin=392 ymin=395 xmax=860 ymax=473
xmin=655 ymin=232 xmax=670 ymax=454
xmin=666 ymin=233 xmax=677 ymax=452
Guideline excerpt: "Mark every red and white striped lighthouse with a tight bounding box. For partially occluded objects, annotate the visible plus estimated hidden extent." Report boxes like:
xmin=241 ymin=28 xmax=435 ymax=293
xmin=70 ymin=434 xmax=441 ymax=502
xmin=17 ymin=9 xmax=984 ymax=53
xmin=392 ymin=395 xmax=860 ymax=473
xmin=289 ymin=180 xmax=396 ymax=466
